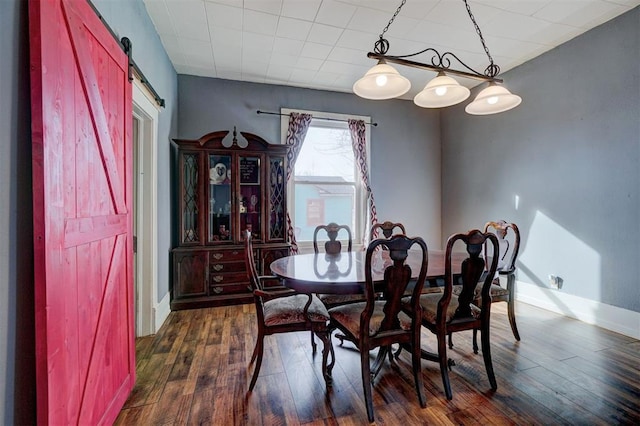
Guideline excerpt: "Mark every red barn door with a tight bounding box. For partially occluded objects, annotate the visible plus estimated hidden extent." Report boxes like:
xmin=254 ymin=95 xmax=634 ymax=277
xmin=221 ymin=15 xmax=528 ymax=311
xmin=29 ymin=0 xmax=135 ymax=424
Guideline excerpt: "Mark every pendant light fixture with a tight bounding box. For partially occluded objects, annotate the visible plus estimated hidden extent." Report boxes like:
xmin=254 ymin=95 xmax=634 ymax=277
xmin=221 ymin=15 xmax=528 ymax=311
xmin=465 ymin=83 xmax=522 ymax=115
xmin=352 ymin=60 xmax=411 ymax=100
xmin=413 ymin=72 xmax=471 ymax=108
xmin=353 ymin=0 xmax=522 ymax=115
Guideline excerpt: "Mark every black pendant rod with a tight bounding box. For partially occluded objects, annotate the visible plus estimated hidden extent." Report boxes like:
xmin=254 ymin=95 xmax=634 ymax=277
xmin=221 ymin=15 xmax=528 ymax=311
xmin=256 ymin=110 xmax=378 ymax=127
xmin=369 ymin=52 xmax=503 ymax=83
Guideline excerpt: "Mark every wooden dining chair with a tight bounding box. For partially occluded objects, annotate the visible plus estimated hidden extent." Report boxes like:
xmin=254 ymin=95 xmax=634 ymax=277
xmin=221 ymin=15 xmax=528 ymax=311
xmin=327 ymin=234 xmax=429 ymax=423
xmin=409 ymin=229 xmax=499 ymax=400
xmin=449 ymin=220 xmax=521 ymax=352
xmin=483 ymin=220 xmax=521 ymax=341
xmin=244 ymin=230 xmax=332 ymax=391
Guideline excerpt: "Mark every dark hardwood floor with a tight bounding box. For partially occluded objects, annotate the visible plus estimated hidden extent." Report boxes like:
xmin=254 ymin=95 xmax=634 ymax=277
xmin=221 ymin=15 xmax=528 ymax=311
xmin=115 ymin=302 xmax=640 ymax=425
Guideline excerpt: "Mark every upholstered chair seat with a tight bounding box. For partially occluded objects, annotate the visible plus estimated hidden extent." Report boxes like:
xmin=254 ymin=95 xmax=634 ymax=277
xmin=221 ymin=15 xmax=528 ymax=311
xmin=264 ymin=294 xmax=329 ymax=326
xmin=451 ymin=280 xmax=510 ymax=298
xmin=407 ymin=293 xmax=482 ymax=325
xmin=328 ymin=302 xmax=413 ymax=337
xmin=317 ymin=293 xmax=366 ymax=309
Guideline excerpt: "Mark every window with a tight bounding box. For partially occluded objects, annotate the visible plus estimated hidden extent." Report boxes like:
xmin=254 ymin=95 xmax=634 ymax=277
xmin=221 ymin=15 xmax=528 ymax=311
xmin=281 ymin=109 xmax=371 ymax=250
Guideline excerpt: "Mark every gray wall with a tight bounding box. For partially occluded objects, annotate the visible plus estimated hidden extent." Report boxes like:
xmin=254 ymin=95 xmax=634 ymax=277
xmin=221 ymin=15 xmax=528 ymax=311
xmin=441 ymin=7 xmax=639 ymax=313
xmin=0 ymin=0 xmax=177 ymax=422
xmin=177 ymin=76 xmax=442 ymax=248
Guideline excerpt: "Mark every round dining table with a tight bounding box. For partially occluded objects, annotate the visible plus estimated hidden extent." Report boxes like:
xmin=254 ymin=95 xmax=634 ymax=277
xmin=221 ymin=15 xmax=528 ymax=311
xmin=269 ymin=249 xmax=467 ymax=295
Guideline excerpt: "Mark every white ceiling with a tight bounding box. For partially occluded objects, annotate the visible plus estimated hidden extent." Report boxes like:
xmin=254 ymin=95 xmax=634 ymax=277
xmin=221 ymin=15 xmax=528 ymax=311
xmin=142 ymin=0 xmax=639 ymax=99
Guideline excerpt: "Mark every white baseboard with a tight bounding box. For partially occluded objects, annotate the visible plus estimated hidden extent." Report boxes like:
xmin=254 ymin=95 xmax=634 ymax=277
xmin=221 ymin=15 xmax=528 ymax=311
xmin=516 ymin=281 xmax=640 ymax=339
xmin=153 ymin=292 xmax=171 ymax=334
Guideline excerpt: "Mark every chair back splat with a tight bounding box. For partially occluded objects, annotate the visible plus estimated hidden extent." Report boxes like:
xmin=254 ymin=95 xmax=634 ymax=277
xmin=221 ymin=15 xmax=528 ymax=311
xmin=451 ymin=235 xmax=492 ymax=322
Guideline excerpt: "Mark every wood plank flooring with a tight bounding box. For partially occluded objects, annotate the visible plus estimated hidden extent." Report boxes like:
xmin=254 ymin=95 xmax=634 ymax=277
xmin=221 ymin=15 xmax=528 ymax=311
xmin=115 ymin=302 xmax=640 ymax=425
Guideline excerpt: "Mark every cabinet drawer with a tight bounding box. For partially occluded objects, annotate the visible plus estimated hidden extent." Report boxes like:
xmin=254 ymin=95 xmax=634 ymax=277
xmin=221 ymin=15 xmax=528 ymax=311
xmin=209 ymin=261 xmax=245 ymax=273
xmin=210 ymin=249 xmax=244 ymax=262
xmin=210 ymin=280 xmax=250 ymax=296
xmin=209 ymin=271 xmax=248 ymax=285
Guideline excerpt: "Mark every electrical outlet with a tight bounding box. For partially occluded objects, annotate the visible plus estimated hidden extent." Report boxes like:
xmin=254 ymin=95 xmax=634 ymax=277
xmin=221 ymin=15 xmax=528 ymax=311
xmin=548 ymin=274 xmax=563 ymax=290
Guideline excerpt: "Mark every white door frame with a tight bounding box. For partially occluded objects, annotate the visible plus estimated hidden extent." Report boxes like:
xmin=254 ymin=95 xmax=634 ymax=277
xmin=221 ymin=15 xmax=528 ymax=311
xmin=132 ymin=80 xmax=159 ymax=336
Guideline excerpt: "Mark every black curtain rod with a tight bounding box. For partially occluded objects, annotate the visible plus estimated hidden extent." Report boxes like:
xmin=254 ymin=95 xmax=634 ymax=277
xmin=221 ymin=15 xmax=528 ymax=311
xmin=257 ymin=110 xmax=377 ymax=127
xmin=87 ymin=0 xmax=165 ymax=108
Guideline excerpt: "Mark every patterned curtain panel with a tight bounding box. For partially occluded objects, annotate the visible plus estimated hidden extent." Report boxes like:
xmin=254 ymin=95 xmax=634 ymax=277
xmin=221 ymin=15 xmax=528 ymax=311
xmin=285 ymin=112 xmax=312 ymax=253
xmin=348 ymin=119 xmax=378 ymax=246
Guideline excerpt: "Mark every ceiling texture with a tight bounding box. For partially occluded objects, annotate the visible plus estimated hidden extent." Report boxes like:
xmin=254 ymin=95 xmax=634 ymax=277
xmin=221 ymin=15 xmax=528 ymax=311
xmin=142 ymin=0 xmax=639 ymax=99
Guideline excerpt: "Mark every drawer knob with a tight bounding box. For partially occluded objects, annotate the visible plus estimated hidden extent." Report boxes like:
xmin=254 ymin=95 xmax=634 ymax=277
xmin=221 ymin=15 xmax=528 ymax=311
xmin=212 ymin=286 xmax=223 ymax=294
xmin=212 ymin=275 xmax=223 ymax=283
xmin=213 ymin=253 xmax=223 ymax=260
xmin=213 ymin=264 xmax=223 ymax=271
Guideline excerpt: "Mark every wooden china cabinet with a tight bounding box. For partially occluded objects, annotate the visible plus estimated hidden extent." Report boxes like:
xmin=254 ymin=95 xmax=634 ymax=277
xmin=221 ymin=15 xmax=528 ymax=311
xmin=171 ymin=129 xmax=290 ymax=310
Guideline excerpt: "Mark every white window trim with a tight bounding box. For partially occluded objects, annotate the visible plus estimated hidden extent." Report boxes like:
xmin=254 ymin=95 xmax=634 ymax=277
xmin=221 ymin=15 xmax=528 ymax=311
xmin=280 ymin=108 xmax=371 ymax=252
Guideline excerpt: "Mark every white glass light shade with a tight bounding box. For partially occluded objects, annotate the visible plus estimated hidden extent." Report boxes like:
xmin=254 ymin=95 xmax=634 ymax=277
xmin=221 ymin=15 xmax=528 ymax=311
xmin=353 ymin=62 xmax=411 ymax=100
xmin=413 ymin=73 xmax=470 ymax=108
xmin=465 ymin=84 xmax=522 ymax=115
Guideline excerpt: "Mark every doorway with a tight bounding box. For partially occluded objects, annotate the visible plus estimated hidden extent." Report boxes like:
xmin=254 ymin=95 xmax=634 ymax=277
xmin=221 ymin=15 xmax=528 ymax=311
xmin=132 ymin=80 xmax=159 ymax=336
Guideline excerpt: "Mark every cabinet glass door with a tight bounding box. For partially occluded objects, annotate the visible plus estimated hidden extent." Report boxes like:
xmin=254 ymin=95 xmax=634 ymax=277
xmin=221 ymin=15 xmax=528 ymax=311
xmin=208 ymin=154 xmax=232 ymax=242
xmin=182 ymin=153 xmax=199 ymax=243
xmin=269 ymin=156 xmax=286 ymax=240
xmin=239 ymin=155 xmax=262 ymax=240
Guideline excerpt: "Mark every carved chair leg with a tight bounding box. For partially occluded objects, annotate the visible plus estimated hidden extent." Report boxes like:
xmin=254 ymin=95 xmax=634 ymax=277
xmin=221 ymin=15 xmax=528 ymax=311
xmin=361 ymin=349 xmax=375 ymax=423
xmin=326 ymin=332 xmax=336 ymax=376
xmin=310 ymin=330 xmax=317 ymax=354
xmin=249 ymin=335 xmax=259 ymax=365
xmin=326 ymin=326 xmax=338 ymax=377
xmin=317 ymin=330 xmax=334 ymax=386
xmin=481 ymin=325 xmax=497 ymax=391
xmin=438 ymin=332 xmax=453 ymax=400
xmin=472 ymin=328 xmax=479 ymax=354
xmin=412 ymin=340 xmax=427 ymax=408
xmin=248 ymin=335 xmax=264 ymax=391
xmin=507 ymin=276 xmax=521 ymax=341
xmin=508 ymin=299 xmax=521 ymax=341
